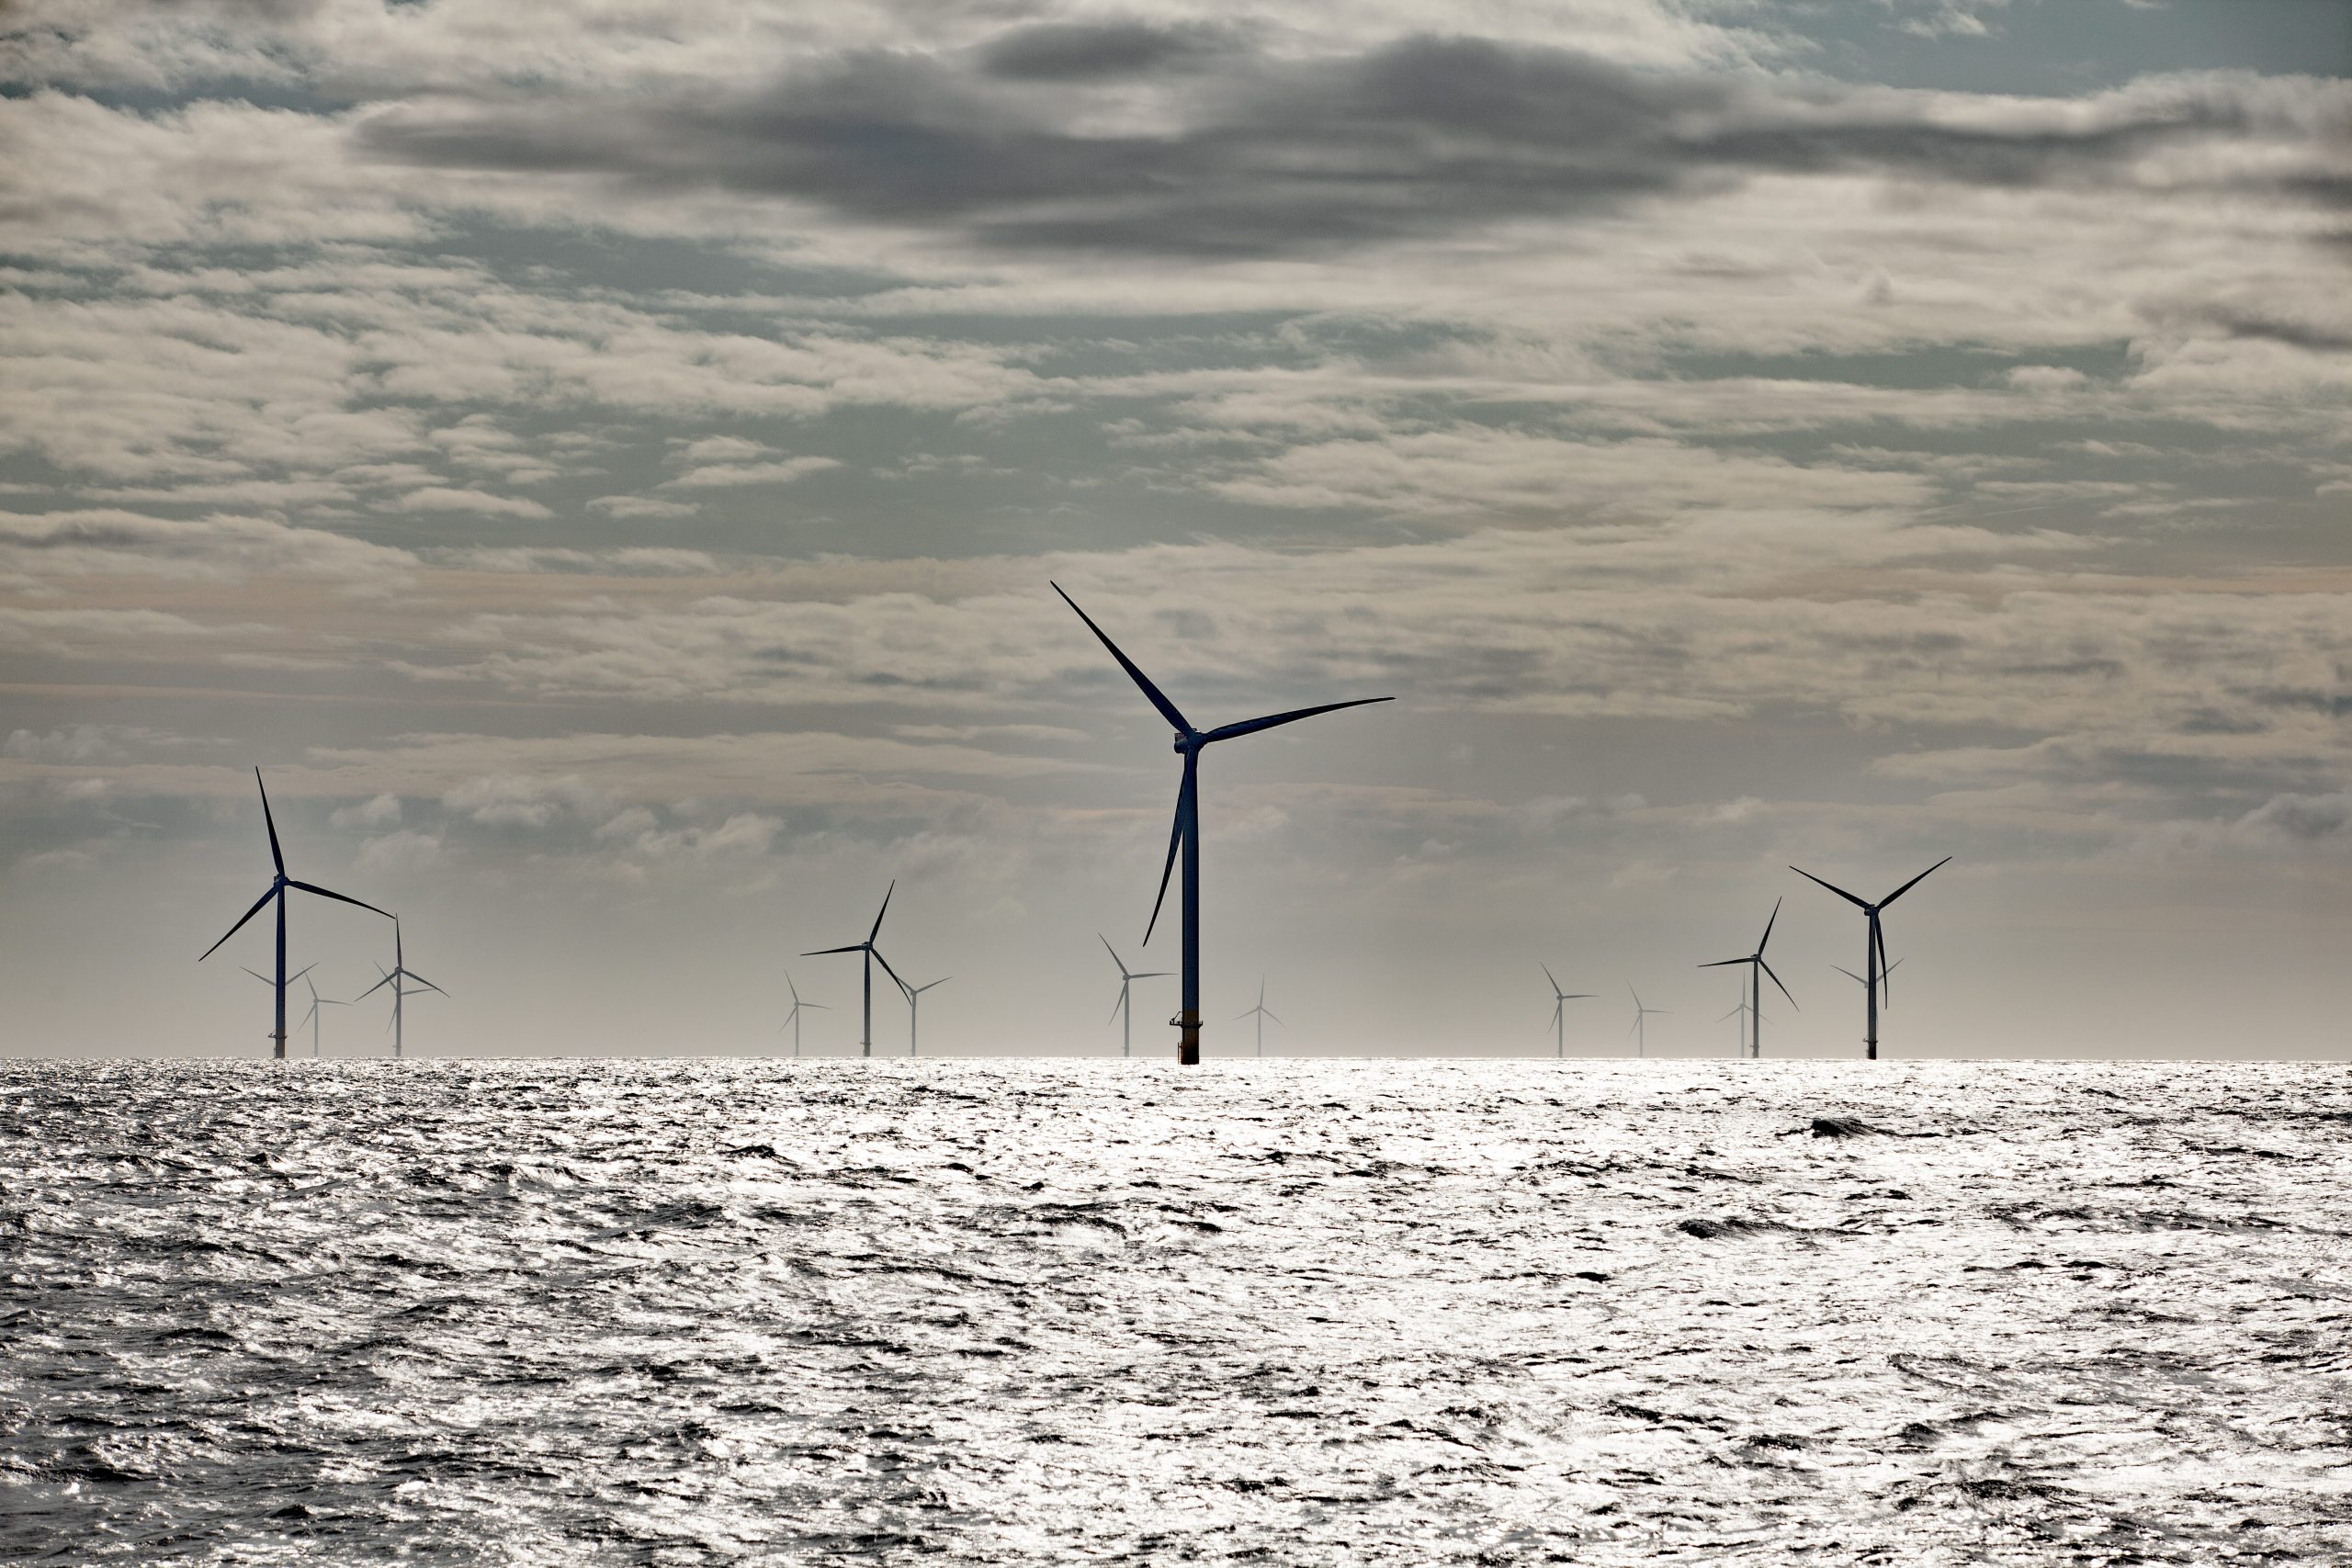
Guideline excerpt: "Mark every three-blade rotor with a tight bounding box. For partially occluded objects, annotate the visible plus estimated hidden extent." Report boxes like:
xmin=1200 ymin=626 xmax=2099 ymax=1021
xmin=1053 ymin=581 xmax=1390 ymax=948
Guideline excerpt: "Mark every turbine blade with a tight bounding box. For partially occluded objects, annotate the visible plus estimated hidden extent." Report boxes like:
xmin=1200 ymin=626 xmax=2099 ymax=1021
xmin=1200 ymin=696 xmax=1391 ymax=747
xmin=1563 ymin=994 xmax=1596 ymax=999
xmin=1758 ymin=896 xmax=1781 ymax=954
xmin=1100 ymin=933 xmax=1127 ymax=975
xmin=288 ymin=963 xmax=314 ymax=987
xmin=803 ymin=943 xmax=865 ymax=956
xmin=1878 ymin=855 xmax=1951 ymax=909
xmin=1833 ymin=964 xmax=1865 ymax=984
xmin=404 ymin=971 xmax=447 ymax=997
xmin=287 ymin=879 xmax=393 ymax=921
xmin=1719 ymin=1004 xmax=1745 ymax=1022
xmin=805 ymin=1000 xmax=830 ymax=1010
xmin=355 ymin=970 xmax=397 ymax=1000
xmin=868 ymin=880 xmax=895 ymax=943
xmin=242 ymin=966 xmax=270 ymax=985
xmin=1264 ymin=1010 xmax=1283 ymax=1028
xmin=1111 ymin=987 xmax=1129 ymax=1026
xmin=1143 ymin=761 xmax=1192 ymax=945
xmin=1759 ymin=956 xmax=1797 ymax=1010
xmin=1789 ymin=865 xmax=1871 ymax=910
xmin=255 ymin=769 xmax=285 ymax=877
xmin=1051 ymin=581 xmax=1193 ymax=733
xmin=1697 ymin=957 xmax=1747 ymax=969
xmin=1873 ymin=919 xmax=1892 ymax=1007
xmin=1626 ymin=1016 xmax=1642 ymax=1038
xmin=870 ymin=946 xmax=907 ymax=992
xmin=1541 ymin=962 xmax=1560 ymax=994
xmin=200 ymin=886 xmax=277 ymax=962
xmin=1135 ymin=972 xmax=1170 ymax=978
xmin=1550 ymin=1000 xmax=1562 ymax=1029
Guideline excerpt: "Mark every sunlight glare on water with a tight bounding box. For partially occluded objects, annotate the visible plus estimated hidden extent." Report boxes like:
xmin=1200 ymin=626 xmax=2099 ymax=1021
xmin=4 ymin=1057 xmax=2350 ymax=1564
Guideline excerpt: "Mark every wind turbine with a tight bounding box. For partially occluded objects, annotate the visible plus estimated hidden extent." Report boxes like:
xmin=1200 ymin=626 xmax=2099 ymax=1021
xmin=1235 ymin=976 xmax=1282 ymax=1057
xmin=780 ymin=972 xmax=828 ymax=1057
xmin=355 ymin=919 xmax=444 ymax=1059
xmin=300 ymin=974 xmax=348 ymax=1058
xmin=1101 ymin=935 xmax=1169 ymax=1058
xmin=1542 ymin=964 xmax=1596 ymax=1057
xmin=1717 ymin=994 xmax=1753 ymax=1055
xmin=1790 ymin=857 xmax=1950 ymax=1059
xmin=1697 ymin=897 xmax=1796 ymax=1059
xmin=1626 ymin=985 xmax=1668 ymax=1056
xmin=200 ymin=770 xmax=393 ymax=1060
xmin=900 ymin=976 xmax=950 ymax=1056
xmin=803 ymin=883 xmax=904 ymax=1059
xmin=1053 ymin=582 xmax=1391 ymax=1065
xmin=1836 ymin=956 xmax=1904 ymax=992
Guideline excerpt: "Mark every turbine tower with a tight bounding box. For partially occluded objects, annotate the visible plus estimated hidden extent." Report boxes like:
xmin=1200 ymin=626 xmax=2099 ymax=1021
xmin=1626 ymin=985 xmax=1668 ymax=1057
xmin=200 ymin=770 xmax=393 ymax=1059
xmin=355 ymin=919 xmax=444 ymax=1059
xmin=780 ymin=972 xmax=828 ymax=1057
xmin=1101 ymin=935 xmax=1170 ymax=1059
xmin=804 ymin=882 xmax=903 ymax=1059
xmin=1790 ymin=857 xmax=1949 ymax=1059
xmin=900 ymin=976 xmax=950 ymax=1056
xmin=1543 ymin=964 xmax=1596 ymax=1057
xmin=1697 ymin=897 xmax=1796 ymax=1059
xmin=1235 ymin=976 xmax=1282 ymax=1057
xmin=1053 ymin=582 xmax=1390 ymax=1065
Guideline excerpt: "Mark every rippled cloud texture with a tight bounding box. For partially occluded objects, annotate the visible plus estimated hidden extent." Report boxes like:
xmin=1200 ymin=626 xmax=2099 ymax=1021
xmin=1 ymin=0 xmax=2346 ymax=1057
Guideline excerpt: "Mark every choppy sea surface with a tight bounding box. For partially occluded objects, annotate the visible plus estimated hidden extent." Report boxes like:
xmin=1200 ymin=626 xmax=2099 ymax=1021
xmin=5 ymin=1058 xmax=2351 ymax=1565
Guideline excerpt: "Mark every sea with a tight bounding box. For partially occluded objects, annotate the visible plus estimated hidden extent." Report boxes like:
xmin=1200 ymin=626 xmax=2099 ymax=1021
xmin=4 ymin=1057 xmax=2349 ymax=1565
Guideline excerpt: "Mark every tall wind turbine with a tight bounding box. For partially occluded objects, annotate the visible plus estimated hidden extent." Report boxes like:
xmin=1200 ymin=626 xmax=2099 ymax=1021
xmin=1235 ymin=976 xmax=1282 ymax=1058
xmin=1543 ymin=964 xmax=1596 ymax=1058
xmin=300 ymin=974 xmax=348 ymax=1058
xmin=1101 ymin=935 xmax=1170 ymax=1059
xmin=201 ymin=770 xmax=393 ymax=1060
xmin=804 ymin=883 xmax=903 ymax=1059
xmin=900 ymin=976 xmax=950 ymax=1056
xmin=1053 ymin=582 xmax=1391 ymax=1065
xmin=1697 ymin=898 xmax=1796 ymax=1059
xmin=1790 ymin=857 xmax=1950 ymax=1060
xmin=355 ymin=919 xmax=444 ymax=1059
xmin=1626 ymin=985 xmax=1668 ymax=1057
xmin=780 ymin=972 xmax=828 ymax=1057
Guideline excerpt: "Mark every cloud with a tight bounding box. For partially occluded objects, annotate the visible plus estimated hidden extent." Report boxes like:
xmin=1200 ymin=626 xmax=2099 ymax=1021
xmin=390 ymin=486 xmax=555 ymax=520
xmin=587 ymin=495 xmax=701 ymax=520
xmin=356 ymin=39 xmax=2352 ymax=259
xmin=330 ymin=792 xmax=403 ymax=829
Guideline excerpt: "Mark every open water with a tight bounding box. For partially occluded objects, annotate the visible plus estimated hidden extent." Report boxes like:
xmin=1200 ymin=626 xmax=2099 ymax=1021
xmin=3 ymin=1058 xmax=2350 ymax=1565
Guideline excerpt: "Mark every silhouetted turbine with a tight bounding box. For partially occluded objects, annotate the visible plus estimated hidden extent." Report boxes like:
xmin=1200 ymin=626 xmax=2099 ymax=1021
xmin=1054 ymin=581 xmax=1390 ymax=1065
xmin=1697 ymin=897 xmax=1796 ymax=1059
xmin=804 ymin=882 xmax=904 ymax=1059
xmin=1235 ymin=976 xmax=1283 ymax=1058
xmin=355 ymin=919 xmax=443 ymax=1059
xmin=201 ymin=770 xmax=392 ymax=1059
xmin=900 ymin=975 xmax=950 ymax=1057
xmin=1101 ymin=935 xmax=1170 ymax=1059
xmin=781 ymin=972 xmax=828 ymax=1058
xmin=1627 ymin=985 xmax=1669 ymax=1057
xmin=1542 ymin=964 xmax=1596 ymax=1058
xmin=1790 ymin=857 xmax=1950 ymax=1060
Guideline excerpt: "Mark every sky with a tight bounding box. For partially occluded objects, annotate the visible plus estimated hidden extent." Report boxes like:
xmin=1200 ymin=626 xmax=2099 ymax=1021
xmin=1 ymin=0 xmax=2346 ymax=1061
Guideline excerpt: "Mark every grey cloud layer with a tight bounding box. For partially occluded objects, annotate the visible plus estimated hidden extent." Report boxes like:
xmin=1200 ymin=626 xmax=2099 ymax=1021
xmin=356 ymin=39 xmax=2352 ymax=257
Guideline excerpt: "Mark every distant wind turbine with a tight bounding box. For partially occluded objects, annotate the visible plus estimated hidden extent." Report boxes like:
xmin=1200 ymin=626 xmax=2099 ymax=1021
xmin=1543 ymin=964 xmax=1596 ymax=1058
xmin=900 ymin=975 xmax=950 ymax=1056
xmin=1235 ymin=976 xmax=1283 ymax=1057
xmin=355 ymin=919 xmax=444 ymax=1059
xmin=1627 ymin=985 xmax=1668 ymax=1056
xmin=1790 ymin=857 xmax=1950 ymax=1059
xmin=300 ymin=973 xmax=348 ymax=1058
xmin=1697 ymin=897 xmax=1796 ymax=1059
xmin=780 ymin=972 xmax=828 ymax=1057
xmin=804 ymin=882 xmax=903 ymax=1059
xmin=201 ymin=770 xmax=393 ymax=1060
xmin=1053 ymin=581 xmax=1391 ymax=1065
xmin=1718 ymin=994 xmax=1753 ymax=1055
xmin=1101 ymin=935 xmax=1170 ymax=1059
xmin=1835 ymin=956 xmax=1903 ymax=990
